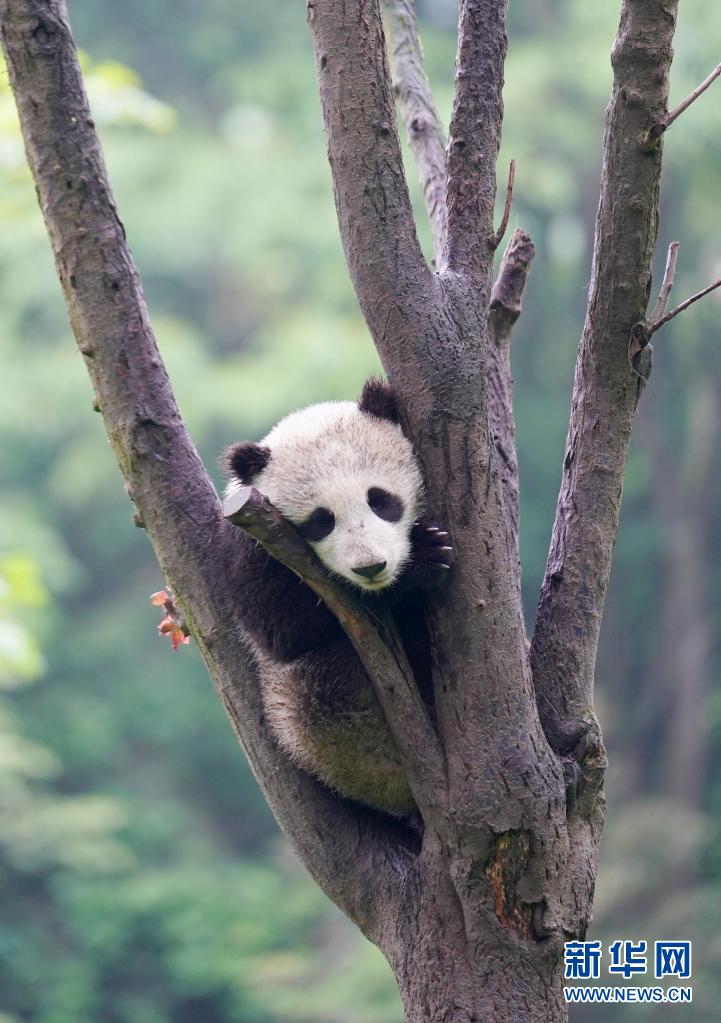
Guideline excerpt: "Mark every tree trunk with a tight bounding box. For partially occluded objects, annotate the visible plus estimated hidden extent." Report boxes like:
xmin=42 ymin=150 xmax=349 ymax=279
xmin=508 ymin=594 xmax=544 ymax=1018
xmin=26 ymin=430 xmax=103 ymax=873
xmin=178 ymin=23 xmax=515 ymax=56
xmin=387 ymin=835 xmax=568 ymax=1022
xmin=2 ymin=0 xmax=708 ymax=1018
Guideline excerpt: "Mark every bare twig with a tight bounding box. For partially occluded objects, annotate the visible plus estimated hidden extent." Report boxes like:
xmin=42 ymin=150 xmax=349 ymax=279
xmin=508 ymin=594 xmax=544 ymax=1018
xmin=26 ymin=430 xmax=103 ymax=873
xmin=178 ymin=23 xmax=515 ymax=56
xmin=650 ymin=240 xmax=680 ymax=322
xmin=383 ymin=0 xmax=447 ymax=265
xmin=223 ymin=485 xmax=446 ymax=806
xmin=653 ymin=276 xmax=721 ymax=332
xmin=644 ymin=61 xmax=721 ymax=149
xmin=491 ymin=159 xmax=516 ymax=250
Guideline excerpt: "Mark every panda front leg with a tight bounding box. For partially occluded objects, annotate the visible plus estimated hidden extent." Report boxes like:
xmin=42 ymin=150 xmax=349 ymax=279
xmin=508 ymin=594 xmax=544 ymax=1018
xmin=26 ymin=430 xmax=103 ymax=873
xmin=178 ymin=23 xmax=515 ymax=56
xmin=233 ymin=532 xmax=343 ymax=664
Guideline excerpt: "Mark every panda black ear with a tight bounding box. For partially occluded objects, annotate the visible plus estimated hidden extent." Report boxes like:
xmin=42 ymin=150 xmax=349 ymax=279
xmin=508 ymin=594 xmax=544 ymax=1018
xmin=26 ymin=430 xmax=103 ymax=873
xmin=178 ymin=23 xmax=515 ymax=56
xmin=358 ymin=376 xmax=399 ymax=423
xmin=224 ymin=442 xmax=271 ymax=483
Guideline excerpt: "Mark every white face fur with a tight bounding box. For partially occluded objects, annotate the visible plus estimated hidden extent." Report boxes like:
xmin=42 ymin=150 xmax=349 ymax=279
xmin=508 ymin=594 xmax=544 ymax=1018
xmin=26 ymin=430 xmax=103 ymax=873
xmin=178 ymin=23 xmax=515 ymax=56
xmin=227 ymin=401 xmax=424 ymax=591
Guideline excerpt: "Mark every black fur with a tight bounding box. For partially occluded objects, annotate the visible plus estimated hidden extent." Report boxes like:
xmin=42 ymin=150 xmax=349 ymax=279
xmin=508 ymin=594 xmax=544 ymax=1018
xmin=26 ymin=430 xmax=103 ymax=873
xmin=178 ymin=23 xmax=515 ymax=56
xmin=232 ymin=531 xmax=343 ymax=662
xmin=225 ymin=442 xmax=271 ymax=483
xmin=358 ymin=376 xmax=399 ymax=423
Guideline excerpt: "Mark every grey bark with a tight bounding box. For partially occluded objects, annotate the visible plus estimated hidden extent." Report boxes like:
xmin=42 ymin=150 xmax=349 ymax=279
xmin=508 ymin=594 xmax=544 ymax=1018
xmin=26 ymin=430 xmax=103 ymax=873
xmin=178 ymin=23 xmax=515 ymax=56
xmin=0 ymin=0 xmax=695 ymax=1019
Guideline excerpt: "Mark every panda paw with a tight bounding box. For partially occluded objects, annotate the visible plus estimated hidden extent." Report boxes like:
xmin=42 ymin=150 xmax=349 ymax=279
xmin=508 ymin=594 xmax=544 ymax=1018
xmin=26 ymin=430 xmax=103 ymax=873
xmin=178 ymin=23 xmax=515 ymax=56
xmin=408 ymin=520 xmax=455 ymax=587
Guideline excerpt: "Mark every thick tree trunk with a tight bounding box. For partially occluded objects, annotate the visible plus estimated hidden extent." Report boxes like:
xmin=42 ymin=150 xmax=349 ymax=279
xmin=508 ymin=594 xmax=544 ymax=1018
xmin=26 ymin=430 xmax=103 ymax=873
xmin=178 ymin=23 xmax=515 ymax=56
xmin=387 ymin=838 xmax=568 ymax=1022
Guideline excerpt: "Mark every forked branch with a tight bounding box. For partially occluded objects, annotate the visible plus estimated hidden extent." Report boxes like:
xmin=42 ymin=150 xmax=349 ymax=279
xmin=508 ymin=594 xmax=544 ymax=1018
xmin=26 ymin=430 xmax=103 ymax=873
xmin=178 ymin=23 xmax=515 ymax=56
xmin=383 ymin=0 xmax=448 ymax=265
xmin=224 ymin=486 xmax=446 ymax=806
xmin=630 ymin=265 xmax=721 ymax=358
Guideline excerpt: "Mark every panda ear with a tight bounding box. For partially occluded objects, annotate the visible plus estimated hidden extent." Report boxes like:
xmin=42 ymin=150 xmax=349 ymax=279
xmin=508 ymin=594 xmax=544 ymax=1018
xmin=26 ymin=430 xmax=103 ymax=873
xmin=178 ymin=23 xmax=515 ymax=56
xmin=358 ymin=376 xmax=399 ymax=423
xmin=224 ymin=442 xmax=271 ymax=483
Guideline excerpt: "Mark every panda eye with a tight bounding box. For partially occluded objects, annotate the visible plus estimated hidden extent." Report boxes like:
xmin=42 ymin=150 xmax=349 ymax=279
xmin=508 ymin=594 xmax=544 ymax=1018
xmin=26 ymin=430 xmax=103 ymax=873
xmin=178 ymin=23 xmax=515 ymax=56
xmin=298 ymin=507 xmax=335 ymax=542
xmin=367 ymin=487 xmax=404 ymax=523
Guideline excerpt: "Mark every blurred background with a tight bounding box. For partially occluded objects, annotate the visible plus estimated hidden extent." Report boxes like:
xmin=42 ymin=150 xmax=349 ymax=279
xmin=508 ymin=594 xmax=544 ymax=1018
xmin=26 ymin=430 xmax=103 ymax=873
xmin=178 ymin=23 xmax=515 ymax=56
xmin=0 ymin=1 xmax=719 ymax=1020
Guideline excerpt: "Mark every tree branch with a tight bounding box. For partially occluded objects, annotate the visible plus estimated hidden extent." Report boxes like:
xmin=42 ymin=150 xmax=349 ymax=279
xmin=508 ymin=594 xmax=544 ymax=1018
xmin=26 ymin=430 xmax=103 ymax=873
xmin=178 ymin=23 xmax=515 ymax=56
xmin=223 ymin=486 xmax=446 ymax=808
xmin=307 ymin=0 xmax=433 ymax=351
xmin=531 ymin=0 xmax=679 ymax=751
xmin=644 ymin=60 xmax=721 ymax=149
xmin=488 ymin=228 xmax=535 ymax=539
xmin=653 ymin=275 xmax=721 ymax=331
xmin=0 ymin=0 xmax=419 ymax=938
xmin=383 ymin=0 xmax=447 ymax=266
xmin=445 ymin=0 xmax=508 ymax=274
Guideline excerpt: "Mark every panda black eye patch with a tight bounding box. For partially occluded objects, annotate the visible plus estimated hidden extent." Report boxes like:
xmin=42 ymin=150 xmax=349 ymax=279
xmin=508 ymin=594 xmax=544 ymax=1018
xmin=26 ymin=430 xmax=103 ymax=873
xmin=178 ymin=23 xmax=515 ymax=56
xmin=298 ymin=507 xmax=335 ymax=542
xmin=367 ymin=487 xmax=404 ymax=523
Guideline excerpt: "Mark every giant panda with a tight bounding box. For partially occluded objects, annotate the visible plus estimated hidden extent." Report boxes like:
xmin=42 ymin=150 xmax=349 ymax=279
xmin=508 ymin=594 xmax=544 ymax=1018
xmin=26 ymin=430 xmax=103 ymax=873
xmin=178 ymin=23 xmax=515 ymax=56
xmin=224 ymin=377 xmax=453 ymax=816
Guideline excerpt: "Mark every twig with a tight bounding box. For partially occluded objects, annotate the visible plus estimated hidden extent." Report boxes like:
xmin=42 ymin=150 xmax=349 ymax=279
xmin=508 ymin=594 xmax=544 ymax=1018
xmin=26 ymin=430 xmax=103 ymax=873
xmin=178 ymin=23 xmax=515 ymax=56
xmin=650 ymin=240 xmax=680 ymax=322
xmin=223 ymin=485 xmax=446 ymax=804
xmin=653 ymin=276 xmax=721 ymax=332
xmin=644 ymin=61 xmax=721 ymax=149
xmin=491 ymin=159 xmax=516 ymax=250
xmin=630 ymin=272 xmax=721 ymax=360
xmin=383 ymin=0 xmax=447 ymax=265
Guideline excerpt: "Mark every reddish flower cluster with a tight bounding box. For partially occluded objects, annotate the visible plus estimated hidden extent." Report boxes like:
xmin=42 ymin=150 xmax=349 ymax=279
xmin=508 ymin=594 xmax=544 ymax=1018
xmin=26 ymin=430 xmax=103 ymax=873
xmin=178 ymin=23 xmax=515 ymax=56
xmin=150 ymin=589 xmax=191 ymax=650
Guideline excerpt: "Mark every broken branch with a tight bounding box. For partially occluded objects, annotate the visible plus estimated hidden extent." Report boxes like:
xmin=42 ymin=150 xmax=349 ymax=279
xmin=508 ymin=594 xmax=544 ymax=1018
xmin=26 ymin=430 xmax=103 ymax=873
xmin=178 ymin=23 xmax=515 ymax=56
xmin=650 ymin=240 xmax=680 ymax=322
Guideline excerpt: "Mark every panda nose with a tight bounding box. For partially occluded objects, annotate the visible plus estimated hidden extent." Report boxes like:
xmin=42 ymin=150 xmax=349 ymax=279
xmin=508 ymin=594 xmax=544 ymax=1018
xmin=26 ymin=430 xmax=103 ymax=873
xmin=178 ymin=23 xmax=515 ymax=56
xmin=352 ymin=561 xmax=387 ymax=581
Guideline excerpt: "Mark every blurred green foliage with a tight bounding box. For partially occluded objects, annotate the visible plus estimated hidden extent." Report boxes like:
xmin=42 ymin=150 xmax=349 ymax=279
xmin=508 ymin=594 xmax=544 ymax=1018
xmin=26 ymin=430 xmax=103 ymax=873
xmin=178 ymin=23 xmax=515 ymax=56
xmin=1 ymin=0 xmax=720 ymax=1020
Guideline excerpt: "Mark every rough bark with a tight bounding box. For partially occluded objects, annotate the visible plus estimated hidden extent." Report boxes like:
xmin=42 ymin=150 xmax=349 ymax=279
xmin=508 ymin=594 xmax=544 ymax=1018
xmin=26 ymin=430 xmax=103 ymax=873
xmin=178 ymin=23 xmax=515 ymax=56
xmin=1 ymin=0 xmax=695 ymax=1019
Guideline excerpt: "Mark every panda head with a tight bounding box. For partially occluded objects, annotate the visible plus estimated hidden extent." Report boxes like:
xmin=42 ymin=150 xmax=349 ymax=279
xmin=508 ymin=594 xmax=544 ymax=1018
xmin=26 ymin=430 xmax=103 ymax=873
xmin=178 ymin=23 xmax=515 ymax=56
xmin=224 ymin=378 xmax=423 ymax=591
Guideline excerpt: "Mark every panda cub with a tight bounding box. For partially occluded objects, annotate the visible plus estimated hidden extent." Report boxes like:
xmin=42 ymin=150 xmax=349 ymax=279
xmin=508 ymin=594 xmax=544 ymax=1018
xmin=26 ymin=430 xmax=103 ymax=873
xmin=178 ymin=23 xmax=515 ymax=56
xmin=224 ymin=378 xmax=453 ymax=816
